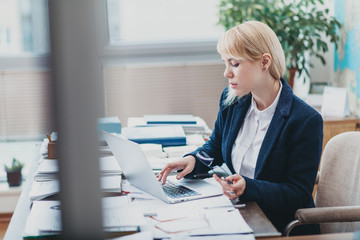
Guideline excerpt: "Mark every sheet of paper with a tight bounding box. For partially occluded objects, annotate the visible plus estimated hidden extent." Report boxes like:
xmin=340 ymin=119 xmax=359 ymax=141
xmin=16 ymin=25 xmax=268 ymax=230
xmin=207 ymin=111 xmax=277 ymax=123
xmin=102 ymin=205 xmax=146 ymax=228
xmin=155 ymin=215 xmax=208 ymax=234
xmin=99 ymin=156 xmax=122 ymax=174
xmin=102 ymin=196 xmax=146 ymax=227
xmin=131 ymin=192 xmax=252 ymax=238
xmin=149 ymin=205 xmax=252 ymax=236
xmin=26 ymin=200 xmax=62 ymax=233
xmin=25 ymin=196 xmax=146 ymax=235
xmin=29 ymin=180 xmax=59 ymax=202
xmin=101 ymin=175 xmax=122 ymax=191
xmin=200 ymin=208 xmax=253 ymax=235
xmin=29 ymin=176 xmax=122 ymax=202
xmin=36 ymin=157 xmax=122 ymax=175
xmin=37 ymin=159 xmax=58 ymax=173
xmin=321 ymin=86 xmax=351 ymax=117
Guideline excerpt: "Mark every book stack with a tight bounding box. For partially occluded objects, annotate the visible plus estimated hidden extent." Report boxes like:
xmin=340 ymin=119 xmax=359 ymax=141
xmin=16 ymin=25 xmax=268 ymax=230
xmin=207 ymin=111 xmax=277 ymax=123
xmin=30 ymin=156 xmax=123 ymax=202
xmin=127 ymin=114 xmax=212 ymax=136
xmin=98 ymin=116 xmax=122 ymax=144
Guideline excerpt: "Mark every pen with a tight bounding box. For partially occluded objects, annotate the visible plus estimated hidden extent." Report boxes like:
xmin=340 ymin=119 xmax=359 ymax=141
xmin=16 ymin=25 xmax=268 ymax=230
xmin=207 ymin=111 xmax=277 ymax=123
xmin=144 ymin=213 xmax=158 ymax=217
xmin=46 ymin=134 xmax=52 ymax=143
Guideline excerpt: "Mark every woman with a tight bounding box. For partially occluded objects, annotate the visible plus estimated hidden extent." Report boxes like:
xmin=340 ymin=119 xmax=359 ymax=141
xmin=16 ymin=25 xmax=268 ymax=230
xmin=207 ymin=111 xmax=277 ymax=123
xmin=157 ymin=21 xmax=323 ymax=235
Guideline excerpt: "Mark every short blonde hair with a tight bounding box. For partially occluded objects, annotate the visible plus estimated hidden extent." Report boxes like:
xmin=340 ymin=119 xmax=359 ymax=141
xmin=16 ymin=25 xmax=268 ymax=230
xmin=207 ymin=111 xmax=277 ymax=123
xmin=217 ymin=21 xmax=285 ymax=107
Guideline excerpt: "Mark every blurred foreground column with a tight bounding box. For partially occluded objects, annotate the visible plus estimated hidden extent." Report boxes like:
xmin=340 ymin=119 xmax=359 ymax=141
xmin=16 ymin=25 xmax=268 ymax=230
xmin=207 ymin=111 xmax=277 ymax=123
xmin=48 ymin=0 xmax=103 ymax=239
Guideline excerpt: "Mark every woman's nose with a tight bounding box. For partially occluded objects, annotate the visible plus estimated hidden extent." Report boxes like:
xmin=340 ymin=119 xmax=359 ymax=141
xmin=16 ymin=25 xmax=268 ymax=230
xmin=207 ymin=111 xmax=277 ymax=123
xmin=224 ymin=68 xmax=233 ymax=79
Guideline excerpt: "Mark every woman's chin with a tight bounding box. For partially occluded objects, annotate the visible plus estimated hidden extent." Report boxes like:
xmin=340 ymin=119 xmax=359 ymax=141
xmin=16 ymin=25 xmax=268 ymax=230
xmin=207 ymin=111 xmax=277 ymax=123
xmin=233 ymin=89 xmax=249 ymax=98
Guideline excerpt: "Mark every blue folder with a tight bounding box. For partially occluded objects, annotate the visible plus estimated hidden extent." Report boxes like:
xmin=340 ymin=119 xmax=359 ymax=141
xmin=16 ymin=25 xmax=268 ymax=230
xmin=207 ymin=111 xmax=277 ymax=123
xmin=125 ymin=125 xmax=186 ymax=147
xmin=144 ymin=114 xmax=197 ymax=125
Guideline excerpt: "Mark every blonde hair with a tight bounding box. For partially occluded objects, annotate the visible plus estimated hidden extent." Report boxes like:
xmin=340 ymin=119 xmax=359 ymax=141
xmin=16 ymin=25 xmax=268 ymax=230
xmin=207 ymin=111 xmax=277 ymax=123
xmin=217 ymin=21 xmax=285 ymax=107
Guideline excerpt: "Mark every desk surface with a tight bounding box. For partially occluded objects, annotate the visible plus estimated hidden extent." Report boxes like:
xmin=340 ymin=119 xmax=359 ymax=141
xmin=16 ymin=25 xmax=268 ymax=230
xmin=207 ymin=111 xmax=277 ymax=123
xmin=5 ymin=154 xmax=280 ymax=239
xmin=240 ymin=201 xmax=280 ymax=238
xmin=260 ymin=232 xmax=354 ymax=240
xmin=4 ymin=154 xmax=354 ymax=240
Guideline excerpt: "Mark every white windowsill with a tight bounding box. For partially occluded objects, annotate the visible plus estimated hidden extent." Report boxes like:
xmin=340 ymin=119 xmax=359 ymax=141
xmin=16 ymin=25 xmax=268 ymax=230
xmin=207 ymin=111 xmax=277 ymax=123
xmin=0 ymin=181 xmax=23 ymax=213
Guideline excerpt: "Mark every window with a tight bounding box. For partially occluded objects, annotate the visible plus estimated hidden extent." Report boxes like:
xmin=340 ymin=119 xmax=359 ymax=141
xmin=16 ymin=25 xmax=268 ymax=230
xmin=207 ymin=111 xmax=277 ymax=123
xmin=0 ymin=0 xmax=49 ymax=56
xmin=0 ymin=0 xmax=51 ymax=182
xmin=106 ymin=0 xmax=224 ymax=45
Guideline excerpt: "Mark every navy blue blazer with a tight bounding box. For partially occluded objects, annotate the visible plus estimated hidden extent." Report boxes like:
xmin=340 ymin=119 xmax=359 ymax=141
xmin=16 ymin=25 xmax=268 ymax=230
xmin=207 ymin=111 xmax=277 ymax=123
xmin=186 ymin=78 xmax=323 ymax=233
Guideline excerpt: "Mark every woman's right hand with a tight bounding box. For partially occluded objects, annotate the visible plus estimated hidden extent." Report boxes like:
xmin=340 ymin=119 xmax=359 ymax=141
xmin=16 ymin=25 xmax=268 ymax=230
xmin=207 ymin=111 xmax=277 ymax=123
xmin=156 ymin=155 xmax=196 ymax=184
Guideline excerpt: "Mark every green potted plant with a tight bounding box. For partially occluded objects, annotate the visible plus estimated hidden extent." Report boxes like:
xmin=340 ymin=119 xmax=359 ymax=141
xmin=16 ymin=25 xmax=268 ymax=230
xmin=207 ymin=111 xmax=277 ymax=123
xmin=218 ymin=0 xmax=341 ymax=87
xmin=4 ymin=158 xmax=25 ymax=187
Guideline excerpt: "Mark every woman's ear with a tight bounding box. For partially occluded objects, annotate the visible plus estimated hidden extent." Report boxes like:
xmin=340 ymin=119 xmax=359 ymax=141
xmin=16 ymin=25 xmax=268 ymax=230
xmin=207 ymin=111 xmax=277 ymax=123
xmin=261 ymin=53 xmax=272 ymax=71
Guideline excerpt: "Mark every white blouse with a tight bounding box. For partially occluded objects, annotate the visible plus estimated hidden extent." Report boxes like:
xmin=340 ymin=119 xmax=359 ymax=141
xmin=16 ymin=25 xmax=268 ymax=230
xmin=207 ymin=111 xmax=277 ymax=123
xmin=231 ymin=82 xmax=283 ymax=178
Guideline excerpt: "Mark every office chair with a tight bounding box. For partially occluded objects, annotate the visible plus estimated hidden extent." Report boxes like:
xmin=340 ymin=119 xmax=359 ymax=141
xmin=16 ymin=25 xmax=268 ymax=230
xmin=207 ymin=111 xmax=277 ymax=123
xmin=284 ymin=131 xmax=360 ymax=236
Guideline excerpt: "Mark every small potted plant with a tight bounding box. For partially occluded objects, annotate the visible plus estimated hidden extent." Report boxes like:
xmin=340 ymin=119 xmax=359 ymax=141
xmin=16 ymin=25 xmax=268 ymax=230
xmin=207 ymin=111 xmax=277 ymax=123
xmin=4 ymin=158 xmax=25 ymax=187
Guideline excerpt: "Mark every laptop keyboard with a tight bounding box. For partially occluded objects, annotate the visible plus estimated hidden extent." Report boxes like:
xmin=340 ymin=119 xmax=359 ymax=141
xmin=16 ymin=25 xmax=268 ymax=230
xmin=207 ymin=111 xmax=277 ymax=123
xmin=162 ymin=181 xmax=201 ymax=199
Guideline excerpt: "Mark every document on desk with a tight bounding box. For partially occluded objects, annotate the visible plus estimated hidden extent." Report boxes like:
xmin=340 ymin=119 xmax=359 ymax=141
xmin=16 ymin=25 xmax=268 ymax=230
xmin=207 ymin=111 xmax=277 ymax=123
xmin=29 ymin=175 xmax=122 ymax=202
xmin=23 ymin=200 xmax=62 ymax=237
xmin=131 ymin=192 xmax=253 ymax=238
xmin=35 ymin=157 xmax=122 ymax=175
xmin=23 ymin=196 xmax=146 ymax=237
xmin=153 ymin=207 xmax=253 ymax=236
xmin=102 ymin=196 xmax=147 ymax=228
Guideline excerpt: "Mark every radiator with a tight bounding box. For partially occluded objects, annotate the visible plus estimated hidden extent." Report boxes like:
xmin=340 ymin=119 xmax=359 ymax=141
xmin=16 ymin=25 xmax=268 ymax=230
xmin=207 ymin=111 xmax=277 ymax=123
xmin=103 ymin=61 xmax=228 ymax=128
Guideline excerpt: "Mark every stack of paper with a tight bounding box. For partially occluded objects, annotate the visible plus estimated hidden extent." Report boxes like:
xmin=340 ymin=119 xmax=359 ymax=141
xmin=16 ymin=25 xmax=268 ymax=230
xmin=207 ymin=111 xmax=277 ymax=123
xmin=130 ymin=192 xmax=253 ymax=239
xmin=139 ymin=143 xmax=167 ymax=159
xmin=33 ymin=159 xmax=59 ymax=182
xmin=23 ymin=196 xmax=146 ymax=238
xmin=182 ymin=116 xmax=212 ymax=135
xmin=29 ymin=180 xmax=59 ymax=202
xmin=127 ymin=115 xmax=212 ymax=136
xmin=98 ymin=145 xmax=113 ymax=156
xmin=34 ymin=156 xmax=122 ymax=182
xmin=29 ymin=175 xmax=123 ymax=202
xmin=163 ymin=145 xmax=198 ymax=158
xmin=186 ymin=134 xmax=206 ymax=147
xmin=31 ymin=156 xmax=123 ymax=201
xmin=147 ymin=157 xmax=178 ymax=174
xmin=99 ymin=156 xmax=123 ymax=176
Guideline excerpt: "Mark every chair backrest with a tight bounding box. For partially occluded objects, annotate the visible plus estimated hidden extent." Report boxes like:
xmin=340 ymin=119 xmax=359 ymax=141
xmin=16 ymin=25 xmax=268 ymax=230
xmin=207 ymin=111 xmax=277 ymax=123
xmin=315 ymin=131 xmax=360 ymax=233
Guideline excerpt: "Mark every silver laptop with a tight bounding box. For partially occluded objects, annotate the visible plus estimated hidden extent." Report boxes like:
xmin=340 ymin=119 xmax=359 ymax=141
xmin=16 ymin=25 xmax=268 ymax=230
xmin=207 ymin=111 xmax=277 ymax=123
xmin=102 ymin=131 xmax=222 ymax=203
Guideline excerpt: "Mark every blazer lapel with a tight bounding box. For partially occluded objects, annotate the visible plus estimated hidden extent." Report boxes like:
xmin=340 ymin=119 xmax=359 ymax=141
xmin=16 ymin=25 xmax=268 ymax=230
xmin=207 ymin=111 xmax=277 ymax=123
xmin=254 ymin=111 xmax=285 ymax=178
xmin=225 ymin=95 xmax=251 ymax=174
xmin=254 ymin=78 xmax=293 ymax=178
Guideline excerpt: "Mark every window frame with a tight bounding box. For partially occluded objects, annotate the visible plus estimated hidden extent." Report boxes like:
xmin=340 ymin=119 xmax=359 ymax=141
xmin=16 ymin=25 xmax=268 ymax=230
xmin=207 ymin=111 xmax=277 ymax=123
xmin=96 ymin=0 xmax=220 ymax=60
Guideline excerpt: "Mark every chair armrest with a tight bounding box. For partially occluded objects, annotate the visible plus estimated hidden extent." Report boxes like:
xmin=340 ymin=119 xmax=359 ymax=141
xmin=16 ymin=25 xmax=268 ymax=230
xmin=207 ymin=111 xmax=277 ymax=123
xmin=296 ymin=205 xmax=360 ymax=224
xmin=283 ymin=206 xmax=360 ymax=236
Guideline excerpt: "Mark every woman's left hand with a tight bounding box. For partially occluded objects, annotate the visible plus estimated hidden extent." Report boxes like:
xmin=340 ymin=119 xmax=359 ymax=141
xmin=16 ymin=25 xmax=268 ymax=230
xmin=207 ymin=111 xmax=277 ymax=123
xmin=213 ymin=174 xmax=246 ymax=200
